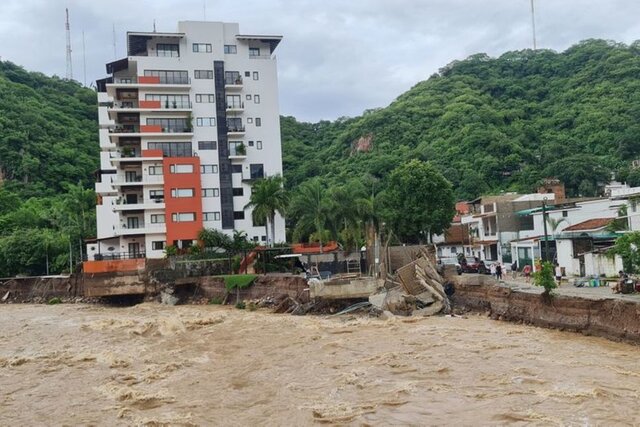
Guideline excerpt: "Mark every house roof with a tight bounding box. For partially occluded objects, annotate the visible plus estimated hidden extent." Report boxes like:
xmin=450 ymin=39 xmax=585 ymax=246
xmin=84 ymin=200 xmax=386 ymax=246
xmin=563 ymin=218 xmax=614 ymax=232
xmin=291 ymin=241 xmax=340 ymax=254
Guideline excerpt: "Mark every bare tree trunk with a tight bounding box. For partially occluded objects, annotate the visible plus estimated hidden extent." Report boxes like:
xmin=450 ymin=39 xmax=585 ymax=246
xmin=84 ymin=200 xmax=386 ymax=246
xmin=270 ymin=214 xmax=276 ymax=248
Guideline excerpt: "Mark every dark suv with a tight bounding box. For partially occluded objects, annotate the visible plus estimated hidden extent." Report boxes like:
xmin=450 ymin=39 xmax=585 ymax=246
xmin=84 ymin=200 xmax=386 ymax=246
xmin=460 ymin=257 xmax=488 ymax=274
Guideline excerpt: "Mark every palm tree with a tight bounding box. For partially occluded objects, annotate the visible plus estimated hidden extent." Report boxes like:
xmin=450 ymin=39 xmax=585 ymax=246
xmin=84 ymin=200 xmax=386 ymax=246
xmin=245 ymin=175 xmax=288 ymax=247
xmin=289 ymin=178 xmax=332 ymax=252
xmin=546 ymin=217 xmax=567 ymax=237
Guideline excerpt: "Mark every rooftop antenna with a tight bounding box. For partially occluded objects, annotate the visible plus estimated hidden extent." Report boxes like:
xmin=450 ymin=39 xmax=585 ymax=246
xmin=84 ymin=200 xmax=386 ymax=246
xmin=153 ymin=19 xmax=156 ymax=32
xmin=65 ymin=8 xmax=73 ymax=80
xmin=203 ymin=0 xmax=207 ymax=20
xmin=530 ymin=0 xmax=537 ymax=50
xmin=112 ymin=23 xmax=117 ymax=59
xmin=82 ymin=30 xmax=87 ymax=86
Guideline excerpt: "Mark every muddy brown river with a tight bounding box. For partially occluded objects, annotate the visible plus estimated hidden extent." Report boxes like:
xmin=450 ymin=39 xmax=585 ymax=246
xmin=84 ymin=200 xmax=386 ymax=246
xmin=1 ymin=304 xmax=639 ymax=426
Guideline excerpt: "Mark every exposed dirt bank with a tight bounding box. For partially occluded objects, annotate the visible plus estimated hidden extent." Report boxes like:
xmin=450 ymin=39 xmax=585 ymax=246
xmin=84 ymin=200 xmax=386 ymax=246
xmin=453 ymin=275 xmax=640 ymax=344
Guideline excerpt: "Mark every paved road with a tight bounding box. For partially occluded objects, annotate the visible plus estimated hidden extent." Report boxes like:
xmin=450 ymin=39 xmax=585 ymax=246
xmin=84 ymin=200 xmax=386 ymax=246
xmin=476 ymin=274 xmax=640 ymax=302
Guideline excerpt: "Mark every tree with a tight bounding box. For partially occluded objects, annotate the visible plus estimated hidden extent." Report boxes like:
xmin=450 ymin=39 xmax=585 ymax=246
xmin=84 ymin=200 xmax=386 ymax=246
xmin=288 ymin=178 xmax=333 ymax=251
xmin=382 ymin=160 xmax=456 ymax=243
xmin=244 ymin=175 xmax=288 ymax=247
xmin=609 ymin=232 xmax=640 ymax=273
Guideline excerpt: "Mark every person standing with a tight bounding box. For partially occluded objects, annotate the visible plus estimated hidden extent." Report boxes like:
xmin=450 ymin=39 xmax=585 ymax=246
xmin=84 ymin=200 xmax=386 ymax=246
xmin=490 ymin=262 xmax=496 ymax=278
xmin=523 ymin=264 xmax=532 ymax=283
xmin=496 ymin=262 xmax=503 ymax=281
xmin=554 ymin=264 xmax=562 ymax=286
xmin=511 ymin=261 xmax=518 ymax=279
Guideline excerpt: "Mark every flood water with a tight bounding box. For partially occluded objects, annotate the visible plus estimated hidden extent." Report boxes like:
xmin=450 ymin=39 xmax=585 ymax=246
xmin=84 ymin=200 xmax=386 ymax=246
xmin=1 ymin=304 xmax=639 ymax=426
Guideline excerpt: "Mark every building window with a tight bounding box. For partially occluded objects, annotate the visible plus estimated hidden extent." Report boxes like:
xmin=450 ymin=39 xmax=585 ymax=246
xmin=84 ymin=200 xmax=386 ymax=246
xmin=172 ymin=212 xmax=196 ymax=222
xmin=250 ymin=164 xmax=264 ymax=180
xmin=232 ymin=188 xmax=244 ymax=196
xmin=148 ymin=166 xmax=163 ymax=175
xmin=234 ymin=211 xmax=245 ymax=220
xmin=150 ymin=214 xmax=165 ymax=224
xmin=145 ymin=94 xmax=190 ymax=108
xmin=194 ymin=70 xmax=214 ymax=79
xmin=253 ymin=71 xmax=259 ymax=80
xmin=248 ymin=141 xmax=254 ymax=147
xmin=256 ymin=141 xmax=263 ymax=150
xmin=245 ymin=71 xmax=251 ymax=77
xmin=562 ymin=211 xmax=568 ymax=217
xmin=246 ymin=94 xmax=252 ymax=100
xmin=146 ymin=118 xmax=189 ymax=133
xmin=231 ymin=165 xmax=242 ymax=174
xmin=247 ymin=118 xmax=253 ymax=124
xmin=148 ymin=141 xmax=192 ymax=157
xmin=202 ymin=188 xmax=219 ymax=197
xmin=198 ymin=141 xmax=217 ymax=150
xmin=195 ymin=94 xmax=215 ymax=103
xmin=170 ymin=164 xmax=194 ymax=174
xmin=224 ymin=44 xmax=237 ymax=54
xmin=254 ymin=95 xmax=260 ymax=104
xmin=255 ymin=118 xmax=261 ymax=127
xmin=144 ymin=70 xmax=188 ymax=84
xmin=224 ymin=71 xmax=242 ymax=85
xmin=152 ymin=241 xmax=165 ymax=250
xmin=149 ymin=189 xmax=164 ymax=200
xmin=156 ymin=44 xmax=179 ymax=57
xmin=203 ymin=212 xmax=221 ymax=221
xmin=249 ymin=47 xmax=260 ymax=57
xmin=196 ymin=117 xmax=216 ymax=127
xmin=171 ymin=188 xmax=194 ymax=198
xmin=200 ymin=164 xmax=218 ymax=174
xmin=192 ymin=43 xmax=212 ymax=53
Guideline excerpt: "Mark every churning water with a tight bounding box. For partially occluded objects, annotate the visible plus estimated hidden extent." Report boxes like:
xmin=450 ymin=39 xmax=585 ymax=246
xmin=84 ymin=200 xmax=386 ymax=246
xmin=1 ymin=304 xmax=639 ymax=425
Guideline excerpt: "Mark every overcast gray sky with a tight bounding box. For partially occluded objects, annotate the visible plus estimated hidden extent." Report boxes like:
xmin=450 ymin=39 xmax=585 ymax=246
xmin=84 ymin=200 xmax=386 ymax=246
xmin=1 ymin=0 xmax=639 ymax=122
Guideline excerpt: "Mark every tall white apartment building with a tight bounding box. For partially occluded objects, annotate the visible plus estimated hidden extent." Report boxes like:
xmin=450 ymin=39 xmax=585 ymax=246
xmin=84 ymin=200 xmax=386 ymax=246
xmin=88 ymin=21 xmax=285 ymax=261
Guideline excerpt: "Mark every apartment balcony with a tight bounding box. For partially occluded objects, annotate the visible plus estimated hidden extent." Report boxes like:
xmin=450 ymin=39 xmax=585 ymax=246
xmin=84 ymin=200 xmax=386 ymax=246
xmin=228 ymin=144 xmax=247 ymax=160
xmin=99 ymin=129 xmax=116 ymax=150
xmin=108 ymin=125 xmax=193 ymax=138
xmin=226 ymin=102 xmax=244 ymax=112
xmin=109 ymin=150 xmax=163 ymax=164
xmin=114 ymin=222 xmax=166 ymax=236
xmin=224 ymin=77 xmax=243 ymax=91
xmin=112 ymin=199 xmax=166 ymax=212
xmin=227 ymin=126 xmax=246 ymax=137
xmin=111 ymin=174 xmax=164 ymax=187
xmin=249 ymin=54 xmax=272 ymax=60
xmin=108 ymin=100 xmax=193 ymax=113
xmin=107 ymin=76 xmax=191 ymax=90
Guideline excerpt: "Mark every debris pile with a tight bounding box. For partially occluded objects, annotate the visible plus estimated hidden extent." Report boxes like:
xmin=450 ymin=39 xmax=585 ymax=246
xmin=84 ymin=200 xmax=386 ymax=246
xmin=369 ymin=247 xmax=451 ymax=316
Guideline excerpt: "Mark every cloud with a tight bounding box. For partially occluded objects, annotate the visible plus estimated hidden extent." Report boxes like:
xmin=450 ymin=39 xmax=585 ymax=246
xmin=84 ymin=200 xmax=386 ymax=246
xmin=0 ymin=0 xmax=638 ymax=121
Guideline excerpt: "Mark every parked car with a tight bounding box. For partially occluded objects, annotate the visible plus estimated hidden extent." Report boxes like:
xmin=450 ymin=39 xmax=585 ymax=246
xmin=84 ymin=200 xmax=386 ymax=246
xmin=437 ymin=257 xmax=462 ymax=275
xmin=460 ymin=257 xmax=488 ymax=274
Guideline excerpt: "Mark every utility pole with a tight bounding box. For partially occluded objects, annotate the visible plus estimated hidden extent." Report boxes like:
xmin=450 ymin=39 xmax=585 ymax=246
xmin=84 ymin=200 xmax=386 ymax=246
xmin=65 ymin=8 xmax=73 ymax=80
xmin=82 ymin=30 xmax=87 ymax=86
xmin=112 ymin=24 xmax=117 ymax=59
xmin=542 ymin=198 xmax=549 ymax=262
xmin=530 ymin=0 xmax=537 ymax=50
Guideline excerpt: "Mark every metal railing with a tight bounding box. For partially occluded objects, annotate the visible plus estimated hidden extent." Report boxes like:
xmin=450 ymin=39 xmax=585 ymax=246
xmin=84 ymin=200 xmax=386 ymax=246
xmin=113 ymin=77 xmax=191 ymax=85
xmin=94 ymin=252 xmax=146 ymax=260
xmin=227 ymin=126 xmax=245 ymax=133
xmin=226 ymin=102 xmax=244 ymax=109
xmin=224 ymin=77 xmax=243 ymax=85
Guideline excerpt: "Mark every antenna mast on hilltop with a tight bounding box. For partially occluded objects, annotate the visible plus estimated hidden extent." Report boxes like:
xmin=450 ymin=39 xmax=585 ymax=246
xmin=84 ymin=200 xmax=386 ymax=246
xmin=65 ymin=8 xmax=73 ymax=80
xmin=530 ymin=0 xmax=537 ymax=50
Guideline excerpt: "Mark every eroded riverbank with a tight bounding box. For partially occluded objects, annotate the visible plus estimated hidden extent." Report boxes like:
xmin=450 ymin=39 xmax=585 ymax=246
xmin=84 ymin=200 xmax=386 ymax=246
xmin=1 ymin=304 xmax=640 ymax=425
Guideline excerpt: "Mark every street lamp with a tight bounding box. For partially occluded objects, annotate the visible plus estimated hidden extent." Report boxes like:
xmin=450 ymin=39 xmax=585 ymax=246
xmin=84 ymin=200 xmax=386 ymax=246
xmin=542 ymin=197 xmax=549 ymax=262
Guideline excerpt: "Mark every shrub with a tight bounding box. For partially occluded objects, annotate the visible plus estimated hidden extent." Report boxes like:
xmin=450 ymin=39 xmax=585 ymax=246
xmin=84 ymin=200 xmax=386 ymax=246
xmin=533 ymin=261 xmax=557 ymax=297
xmin=47 ymin=297 xmax=62 ymax=305
xmin=235 ymin=301 xmax=246 ymax=309
xmin=209 ymin=296 xmax=224 ymax=305
xmin=247 ymin=301 xmax=257 ymax=311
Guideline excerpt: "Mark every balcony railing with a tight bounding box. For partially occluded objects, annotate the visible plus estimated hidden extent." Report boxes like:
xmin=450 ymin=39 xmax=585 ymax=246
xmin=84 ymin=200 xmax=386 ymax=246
xmin=93 ymin=252 xmax=146 ymax=261
xmin=224 ymin=77 xmax=243 ymax=85
xmin=227 ymin=126 xmax=245 ymax=133
xmin=112 ymin=77 xmax=191 ymax=85
xmin=226 ymin=102 xmax=244 ymax=110
xmin=249 ymin=54 xmax=272 ymax=60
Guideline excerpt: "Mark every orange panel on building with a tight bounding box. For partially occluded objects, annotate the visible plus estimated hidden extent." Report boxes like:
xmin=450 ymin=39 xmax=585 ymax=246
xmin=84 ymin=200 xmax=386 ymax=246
xmin=141 ymin=125 xmax=162 ymax=133
xmin=139 ymin=100 xmax=162 ymax=109
xmin=138 ymin=76 xmax=161 ymax=84
xmin=83 ymin=258 xmax=146 ymax=273
xmin=163 ymin=157 xmax=203 ymax=245
xmin=142 ymin=149 xmax=163 ymax=157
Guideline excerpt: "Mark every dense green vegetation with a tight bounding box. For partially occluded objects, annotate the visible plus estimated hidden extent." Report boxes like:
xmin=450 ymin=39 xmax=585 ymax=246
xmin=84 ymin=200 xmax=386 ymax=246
xmin=0 ymin=61 xmax=98 ymax=277
xmin=4 ymin=38 xmax=640 ymax=274
xmin=282 ymin=40 xmax=640 ymax=203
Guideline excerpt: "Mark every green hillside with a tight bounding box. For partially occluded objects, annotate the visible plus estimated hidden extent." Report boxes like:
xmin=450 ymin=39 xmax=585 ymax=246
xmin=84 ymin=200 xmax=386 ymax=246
xmin=282 ymin=39 xmax=640 ymax=201
xmin=0 ymin=61 xmax=98 ymax=276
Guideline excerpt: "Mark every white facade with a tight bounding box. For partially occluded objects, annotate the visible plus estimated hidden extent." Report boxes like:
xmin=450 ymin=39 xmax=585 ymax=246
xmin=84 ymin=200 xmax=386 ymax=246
xmin=90 ymin=21 xmax=285 ymax=260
